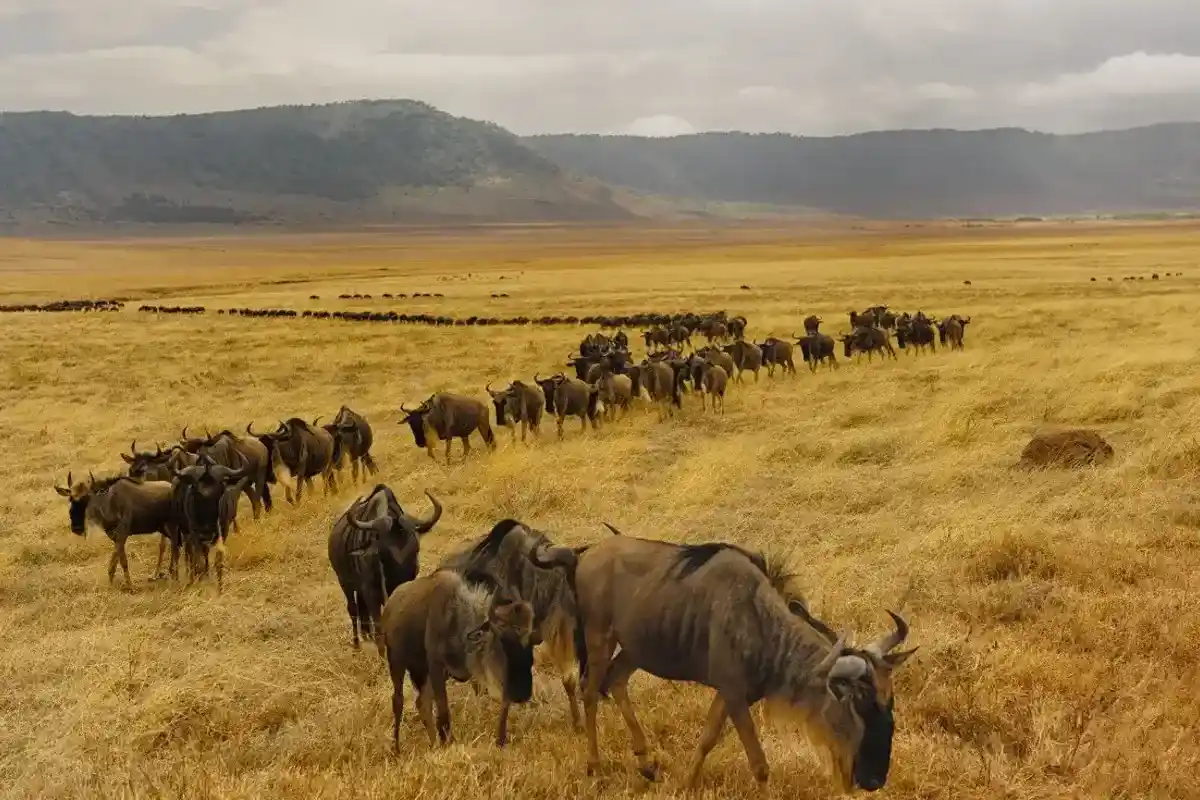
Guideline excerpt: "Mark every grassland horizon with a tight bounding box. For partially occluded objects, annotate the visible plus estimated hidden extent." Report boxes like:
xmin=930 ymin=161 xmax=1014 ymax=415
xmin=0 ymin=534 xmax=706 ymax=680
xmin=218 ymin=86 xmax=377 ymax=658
xmin=2 ymin=219 xmax=1198 ymax=799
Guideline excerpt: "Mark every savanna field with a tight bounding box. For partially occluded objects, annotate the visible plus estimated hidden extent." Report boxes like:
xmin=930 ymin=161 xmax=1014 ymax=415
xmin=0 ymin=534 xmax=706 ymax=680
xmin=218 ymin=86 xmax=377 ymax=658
xmin=3 ymin=220 xmax=1200 ymax=799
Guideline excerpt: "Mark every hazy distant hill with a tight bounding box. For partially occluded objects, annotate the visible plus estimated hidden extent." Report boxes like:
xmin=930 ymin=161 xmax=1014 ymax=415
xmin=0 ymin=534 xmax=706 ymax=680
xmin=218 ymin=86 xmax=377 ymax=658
xmin=0 ymin=100 xmax=631 ymax=229
xmin=525 ymin=124 xmax=1200 ymax=218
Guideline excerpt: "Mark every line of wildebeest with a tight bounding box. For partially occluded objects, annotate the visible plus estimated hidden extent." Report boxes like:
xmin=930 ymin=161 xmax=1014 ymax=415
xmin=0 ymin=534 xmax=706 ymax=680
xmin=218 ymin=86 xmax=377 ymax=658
xmin=0 ymin=298 xmax=126 ymax=313
xmin=50 ymin=306 xmax=951 ymax=792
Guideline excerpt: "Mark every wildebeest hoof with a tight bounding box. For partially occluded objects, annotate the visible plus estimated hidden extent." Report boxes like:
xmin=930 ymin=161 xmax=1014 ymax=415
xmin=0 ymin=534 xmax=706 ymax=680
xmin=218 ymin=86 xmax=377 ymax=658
xmin=638 ymin=762 xmax=661 ymax=781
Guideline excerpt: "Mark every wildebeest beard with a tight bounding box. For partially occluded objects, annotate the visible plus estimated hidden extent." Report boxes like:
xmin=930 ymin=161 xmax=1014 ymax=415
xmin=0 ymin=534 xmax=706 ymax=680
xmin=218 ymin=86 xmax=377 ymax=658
xmin=404 ymin=412 xmax=428 ymax=448
xmin=852 ymin=689 xmax=896 ymax=791
xmin=499 ymin=633 xmax=535 ymax=703
xmin=68 ymin=496 xmax=89 ymax=534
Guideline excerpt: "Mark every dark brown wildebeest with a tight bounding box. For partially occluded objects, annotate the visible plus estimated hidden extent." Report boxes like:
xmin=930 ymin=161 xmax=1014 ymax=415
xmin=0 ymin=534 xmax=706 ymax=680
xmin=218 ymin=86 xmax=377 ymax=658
xmin=328 ymin=486 xmax=443 ymax=650
xmin=123 ymin=441 xmax=199 ymax=483
xmin=937 ymin=315 xmax=971 ymax=349
xmin=440 ymin=519 xmax=588 ymax=730
xmin=553 ymin=376 xmax=602 ymax=437
xmin=802 ymin=315 xmax=823 ymax=335
xmin=794 ymin=332 xmax=839 ymax=371
xmin=400 ymin=393 xmax=496 ymax=464
xmin=728 ymin=314 xmax=748 ymax=340
xmin=488 ymin=380 xmax=546 ymax=443
xmin=697 ymin=362 xmax=729 ymax=414
xmin=723 ymin=340 xmax=762 ymax=383
xmin=248 ymin=418 xmax=338 ymax=503
xmin=696 ymin=346 xmax=737 ymax=380
xmin=758 ymin=337 xmax=797 ymax=377
xmin=54 ymin=472 xmax=181 ymax=587
xmin=176 ymin=428 xmax=273 ymax=517
xmin=841 ymin=326 xmax=897 ymax=362
xmin=534 ymin=373 xmax=565 ymax=416
xmin=534 ymin=531 xmax=915 ymax=792
xmin=380 ymin=567 xmax=539 ymax=748
xmin=331 ymin=405 xmax=378 ymax=483
xmin=642 ymin=328 xmax=671 ymax=351
xmin=898 ymin=317 xmax=937 ymax=355
xmin=170 ymin=454 xmax=249 ymax=592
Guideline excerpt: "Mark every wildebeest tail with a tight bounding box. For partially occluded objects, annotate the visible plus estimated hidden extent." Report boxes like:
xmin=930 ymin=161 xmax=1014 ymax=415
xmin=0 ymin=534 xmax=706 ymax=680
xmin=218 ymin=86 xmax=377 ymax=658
xmin=261 ymin=479 xmax=273 ymax=512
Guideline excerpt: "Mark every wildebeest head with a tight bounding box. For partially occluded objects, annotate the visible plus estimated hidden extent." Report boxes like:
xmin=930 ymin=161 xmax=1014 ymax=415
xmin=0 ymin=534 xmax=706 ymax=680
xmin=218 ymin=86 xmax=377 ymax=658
xmin=172 ymin=454 xmax=247 ymax=505
xmin=534 ymin=373 xmax=565 ymax=415
xmin=346 ymin=486 xmax=443 ymax=537
xmin=399 ymin=397 xmax=435 ymax=449
xmin=122 ymin=440 xmax=166 ymax=478
xmin=53 ymin=470 xmax=94 ymax=535
xmin=464 ymin=576 xmax=540 ymax=704
xmin=781 ymin=606 xmax=915 ymax=793
xmin=487 ymin=381 xmax=513 ymax=426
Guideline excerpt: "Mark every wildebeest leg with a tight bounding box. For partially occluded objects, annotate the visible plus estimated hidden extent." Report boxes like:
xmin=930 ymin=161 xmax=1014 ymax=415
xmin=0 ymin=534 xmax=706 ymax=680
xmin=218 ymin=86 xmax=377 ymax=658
xmin=496 ymin=698 xmax=512 ymax=747
xmin=580 ymin=414 xmax=587 ymax=433
xmin=605 ymin=649 xmax=657 ymax=780
xmin=445 ymin=438 xmax=454 ymax=465
xmin=429 ymin=662 xmax=453 ymax=744
xmin=344 ymin=587 xmax=361 ymax=649
xmin=213 ymin=538 xmax=226 ymax=593
xmin=246 ymin=484 xmax=262 ymax=520
xmin=414 ymin=673 xmax=438 ymax=746
xmin=461 ymin=436 xmax=472 ymax=462
xmin=557 ymin=414 xmax=566 ymax=439
xmin=685 ymin=694 xmax=730 ymax=789
xmin=727 ymin=697 xmax=770 ymax=784
xmin=363 ymin=453 xmax=378 ymax=476
xmin=583 ymin=631 xmax=618 ymax=775
xmin=113 ymin=535 xmax=134 ymax=589
xmin=425 ymin=443 xmax=436 ymax=462
xmin=391 ymin=681 xmax=404 ymax=753
xmin=153 ymin=535 xmax=167 ymax=579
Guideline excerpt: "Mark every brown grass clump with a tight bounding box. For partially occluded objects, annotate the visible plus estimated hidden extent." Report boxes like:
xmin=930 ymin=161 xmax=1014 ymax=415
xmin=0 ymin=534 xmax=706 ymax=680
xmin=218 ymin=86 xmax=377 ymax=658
xmin=3 ymin=220 xmax=1200 ymax=798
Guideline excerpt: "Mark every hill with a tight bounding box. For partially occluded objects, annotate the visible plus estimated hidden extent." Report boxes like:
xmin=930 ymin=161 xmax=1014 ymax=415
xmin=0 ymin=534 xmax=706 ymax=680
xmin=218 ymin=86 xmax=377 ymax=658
xmin=524 ymin=124 xmax=1200 ymax=218
xmin=0 ymin=100 xmax=632 ymax=230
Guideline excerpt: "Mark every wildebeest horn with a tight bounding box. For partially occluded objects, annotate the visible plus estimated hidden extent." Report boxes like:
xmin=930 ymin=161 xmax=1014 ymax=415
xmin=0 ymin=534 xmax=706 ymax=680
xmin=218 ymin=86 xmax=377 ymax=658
xmin=67 ymin=470 xmax=73 ymax=487
xmin=399 ymin=403 xmax=416 ymax=415
xmin=130 ymin=440 xmax=138 ymax=456
xmin=533 ymin=372 xmax=543 ymax=383
xmin=156 ymin=442 xmax=165 ymax=456
xmin=408 ymin=490 xmax=442 ymax=534
xmin=530 ymin=541 xmax=577 ymax=570
xmin=88 ymin=470 xmax=97 ymax=487
xmin=312 ymin=416 xmax=322 ymax=427
xmin=865 ymin=610 xmax=909 ymax=657
xmin=204 ymin=427 xmax=212 ymax=439
xmin=181 ymin=426 xmax=189 ymax=440
xmin=812 ymin=633 xmax=849 ymax=680
xmin=602 ymin=522 xmax=624 ymax=536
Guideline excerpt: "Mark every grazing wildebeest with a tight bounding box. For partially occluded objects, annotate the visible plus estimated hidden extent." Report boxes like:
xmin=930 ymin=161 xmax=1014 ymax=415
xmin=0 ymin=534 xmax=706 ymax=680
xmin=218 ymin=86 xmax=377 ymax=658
xmin=248 ymin=418 xmax=338 ymax=503
xmin=723 ymin=340 xmax=763 ymax=383
xmin=841 ymin=326 xmax=897 ymax=362
xmin=380 ymin=567 xmax=539 ymax=748
xmin=331 ymin=405 xmax=378 ymax=483
xmin=758 ymin=337 xmax=797 ymax=377
xmin=54 ymin=472 xmax=181 ymax=587
xmin=697 ymin=361 xmax=729 ymax=413
xmin=794 ymin=332 xmax=839 ymax=371
xmin=537 ymin=530 xmax=916 ymax=791
xmin=553 ymin=376 xmax=602 ymax=437
xmin=169 ymin=455 xmax=249 ymax=591
xmin=400 ymin=393 xmax=496 ymax=464
xmin=327 ymin=486 xmax=443 ymax=650
xmin=440 ymin=519 xmax=589 ymax=730
xmin=488 ymin=380 xmax=545 ymax=443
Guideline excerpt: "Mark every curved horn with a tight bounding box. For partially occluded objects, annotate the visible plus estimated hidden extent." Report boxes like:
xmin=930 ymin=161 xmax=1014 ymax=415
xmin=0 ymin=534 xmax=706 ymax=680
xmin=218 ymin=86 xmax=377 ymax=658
xmin=245 ymin=422 xmax=258 ymax=437
xmin=181 ymin=425 xmax=189 ymax=441
xmin=88 ymin=470 xmax=97 ymax=487
xmin=812 ymin=633 xmax=848 ymax=680
xmin=530 ymin=541 xmax=578 ymax=570
xmin=312 ymin=416 xmax=322 ymax=427
xmin=131 ymin=440 xmax=138 ymax=456
xmin=204 ymin=427 xmax=212 ymax=439
xmin=534 ymin=372 xmax=543 ymax=384
xmin=67 ymin=470 xmax=73 ymax=487
xmin=410 ymin=490 xmax=443 ymax=535
xmin=866 ymin=610 xmax=909 ymax=657
xmin=791 ymin=332 xmax=803 ymax=340
xmin=602 ymin=522 xmax=625 ymax=536
xmin=486 ymin=380 xmax=495 ymax=394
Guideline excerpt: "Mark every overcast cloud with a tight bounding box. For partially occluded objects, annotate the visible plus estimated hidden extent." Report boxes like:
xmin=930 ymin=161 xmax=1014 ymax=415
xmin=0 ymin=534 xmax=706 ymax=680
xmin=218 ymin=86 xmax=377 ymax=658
xmin=1 ymin=0 xmax=1199 ymax=136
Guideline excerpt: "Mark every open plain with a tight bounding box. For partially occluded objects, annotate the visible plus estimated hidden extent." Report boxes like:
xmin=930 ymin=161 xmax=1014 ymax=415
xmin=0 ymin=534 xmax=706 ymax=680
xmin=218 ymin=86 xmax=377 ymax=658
xmin=2 ymin=220 xmax=1200 ymax=799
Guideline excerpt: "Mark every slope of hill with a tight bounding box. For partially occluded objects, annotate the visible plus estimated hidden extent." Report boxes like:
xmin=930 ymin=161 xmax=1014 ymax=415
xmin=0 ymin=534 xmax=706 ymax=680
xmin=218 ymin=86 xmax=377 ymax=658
xmin=0 ymin=100 xmax=632 ymax=229
xmin=525 ymin=124 xmax=1200 ymax=218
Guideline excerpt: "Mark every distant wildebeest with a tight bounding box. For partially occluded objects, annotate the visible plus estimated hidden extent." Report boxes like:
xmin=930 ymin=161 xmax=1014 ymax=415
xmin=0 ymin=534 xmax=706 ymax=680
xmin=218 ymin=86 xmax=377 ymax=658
xmin=328 ymin=486 xmax=443 ymax=650
xmin=380 ymin=567 xmax=540 ymax=748
xmin=723 ymin=340 xmax=763 ymax=383
xmin=247 ymin=418 xmax=338 ymax=503
xmin=176 ymin=427 xmax=273 ymax=518
xmin=758 ymin=337 xmax=796 ymax=377
xmin=488 ymin=380 xmax=546 ymax=443
xmin=169 ymin=455 xmax=249 ymax=591
xmin=841 ymin=326 xmax=897 ymax=361
xmin=937 ymin=315 xmax=971 ymax=350
xmin=794 ymin=332 xmax=839 ymax=371
xmin=537 ymin=528 xmax=915 ymax=792
xmin=54 ymin=472 xmax=181 ymax=587
xmin=552 ymin=375 xmax=602 ymax=437
xmin=897 ymin=316 xmax=937 ymax=355
xmin=400 ymin=392 xmax=496 ymax=464
xmin=441 ymin=519 xmax=588 ymax=730
xmin=331 ymin=405 xmax=378 ymax=482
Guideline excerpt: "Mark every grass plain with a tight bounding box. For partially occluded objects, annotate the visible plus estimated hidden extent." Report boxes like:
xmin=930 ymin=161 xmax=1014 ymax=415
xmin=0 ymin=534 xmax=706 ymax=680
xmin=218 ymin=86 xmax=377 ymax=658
xmin=2 ymin=220 xmax=1200 ymax=799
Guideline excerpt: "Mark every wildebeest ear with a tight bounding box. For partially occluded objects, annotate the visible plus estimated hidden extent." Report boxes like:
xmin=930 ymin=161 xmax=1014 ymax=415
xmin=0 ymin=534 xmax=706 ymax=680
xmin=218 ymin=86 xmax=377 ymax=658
xmin=54 ymin=485 xmax=71 ymax=497
xmin=120 ymin=453 xmax=135 ymax=464
xmin=882 ymin=647 xmax=918 ymax=669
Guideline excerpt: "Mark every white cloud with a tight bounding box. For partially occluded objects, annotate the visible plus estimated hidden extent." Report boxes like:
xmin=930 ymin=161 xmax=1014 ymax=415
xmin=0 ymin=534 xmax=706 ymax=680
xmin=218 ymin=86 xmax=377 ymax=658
xmin=624 ymin=114 xmax=697 ymax=137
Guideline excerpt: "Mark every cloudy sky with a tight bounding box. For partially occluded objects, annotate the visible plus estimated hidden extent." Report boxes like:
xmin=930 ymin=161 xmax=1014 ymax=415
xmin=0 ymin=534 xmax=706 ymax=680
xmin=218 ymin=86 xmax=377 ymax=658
xmin=1 ymin=0 xmax=1199 ymax=136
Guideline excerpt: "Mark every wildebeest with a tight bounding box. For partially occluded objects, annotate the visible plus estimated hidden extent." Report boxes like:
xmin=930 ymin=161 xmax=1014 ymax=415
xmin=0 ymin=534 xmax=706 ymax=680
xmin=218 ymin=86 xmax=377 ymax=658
xmin=123 ymin=441 xmax=199 ymax=483
xmin=937 ymin=315 xmax=971 ymax=350
xmin=794 ymin=332 xmax=839 ymax=371
xmin=169 ymin=455 xmax=249 ymax=591
xmin=697 ymin=362 xmax=729 ymax=414
xmin=841 ymin=326 xmax=897 ymax=361
xmin=487 ymin=380 xmax=545 ymax=443
xmin=758 ymin=337 xmax=796 ymax=377
xmin=723 ymin=340 xmax=763 ymax=383
xmin=696 ymin=345 xmax=737 ymax=380
xmin=641 ymin=359 xmax=683 ymax=419
xmin=802 ymin=315 xmax=823 ymax=335
xmin=176 ymin=428 xmax=273 ymax=518
xmin=248 ymin=418 xmax=337 ymax=503
xmin=54 ymin=472 xmax=180 ymax=587
xmin=553 ymin=376 xmax=602 ymax=436
xmin=593 ymin=369 xmax=634 ymax=422
xmin=328 ymin=486 xmax=444 ymax=650
xmin=540 ymin=529 xmax=916 ymax=791
xmin=331 ymin=406 xmax=378 ymax=483
xmin=440 ymin=519 xmax=588 ymax=730
xmin=897 ymin=315 xmax=937 ymax=355
xmin=400 ymin=393 xmax=496 ymax=464
xmin=380 ymin=567 xmax=539 ymax=748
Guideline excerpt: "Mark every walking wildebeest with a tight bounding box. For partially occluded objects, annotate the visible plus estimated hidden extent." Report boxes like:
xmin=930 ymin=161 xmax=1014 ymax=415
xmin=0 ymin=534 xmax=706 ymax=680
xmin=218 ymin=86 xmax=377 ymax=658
xmin=123 ymin=441 xmax=200 ymax=483
xmin=487 ymin=380 xmax=546 ymax=443
xmin=440 ymin=519 xmax=588 ymax=730
xmin=533 ymin=530 xmax=916 ymax=791
xmin=328 ymin=486 xmax=444 ymax=650
xmin=552 ymin=376 xmax=602 ymax=437
xmin=54 ymin=472 xmax=181 ymax=587
xmin=248 ymin=418 xmax=338 ymax=503
xmin=593 ymin=369 xmax=634 ymax=422
xmin=697 ymin=361 xmax=729 ymax=413
xmin=723 ymin=340 xmax=763 ymax=383
xmin=758 ymin=337 xmax=797 ymax=377
xmin=794 ymin=332 xmax=839 ymax=371
xmin=176 ymin=428 xmax=273 ymax=517
xmin=401 ymin=392 xmax=496 ymax=464
xmin=802 ymin=315 xmax=823 ymax=335
xmin=169 ymin=455 xmax=249 ymax=591
xmin=380 ymin=567 xmax=539 ymax=748
xmin=841 ymin=326 xmax=897 ymax=361
xmin=331 ymin=405 xmax=378 ymax=483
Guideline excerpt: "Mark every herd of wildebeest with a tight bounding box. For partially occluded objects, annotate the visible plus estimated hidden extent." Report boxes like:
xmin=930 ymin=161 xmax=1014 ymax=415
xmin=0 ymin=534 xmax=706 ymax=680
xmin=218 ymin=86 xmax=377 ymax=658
xmin=50 ymin=305 xmax=964 ymax=793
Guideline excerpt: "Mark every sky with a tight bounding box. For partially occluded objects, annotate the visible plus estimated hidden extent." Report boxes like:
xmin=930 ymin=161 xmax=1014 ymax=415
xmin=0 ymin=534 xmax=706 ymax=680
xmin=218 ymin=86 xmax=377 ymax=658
xmin=1 ymin=0 xmax=1199 ymax=137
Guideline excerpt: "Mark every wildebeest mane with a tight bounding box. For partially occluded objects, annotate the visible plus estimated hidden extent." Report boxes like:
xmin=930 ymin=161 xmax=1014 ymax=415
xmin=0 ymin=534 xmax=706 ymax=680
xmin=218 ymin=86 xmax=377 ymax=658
xmin=670 ymin=541 xmax=797 ymax=597
xmin=468 ymin=518 xmax=528 ymax=562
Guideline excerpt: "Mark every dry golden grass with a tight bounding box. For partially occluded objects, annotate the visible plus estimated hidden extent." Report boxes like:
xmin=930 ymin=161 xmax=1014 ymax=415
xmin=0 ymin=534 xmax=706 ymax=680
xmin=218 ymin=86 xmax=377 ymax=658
xmin=3 ymin=220 xmax=1200 ymax=799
